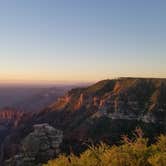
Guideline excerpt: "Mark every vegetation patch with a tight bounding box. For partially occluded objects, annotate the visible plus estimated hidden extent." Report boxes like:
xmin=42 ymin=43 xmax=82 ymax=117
xmin=44 ymin=129 xmax=166 ymax=166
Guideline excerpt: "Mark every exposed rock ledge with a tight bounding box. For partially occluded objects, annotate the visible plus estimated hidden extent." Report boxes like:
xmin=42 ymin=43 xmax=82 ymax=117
xmin=5 ymin=123 xmax=63 ymax=166
xmin=106 ymin=112 xmax=156 ymax=123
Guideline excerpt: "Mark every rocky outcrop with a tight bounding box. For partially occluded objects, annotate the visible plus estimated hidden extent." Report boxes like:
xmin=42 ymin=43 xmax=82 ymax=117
xmin=0 ymin=108 xmax=26 ymax=157
xmin=5 ymin=123 xmax=63 ymax=166
xmin=49 ymin=78 xmax=166 ymax=123
xmin=0 ymin=108 xmax=24 ymax=125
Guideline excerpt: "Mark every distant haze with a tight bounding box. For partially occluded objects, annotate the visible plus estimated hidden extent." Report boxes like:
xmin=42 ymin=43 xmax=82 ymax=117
xmin=0 ymin=82 xmax=92 ymax=110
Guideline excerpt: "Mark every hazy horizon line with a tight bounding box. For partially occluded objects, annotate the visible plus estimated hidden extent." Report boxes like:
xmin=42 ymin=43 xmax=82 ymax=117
xmin=0 ymin=76 xmax=166 ymax=86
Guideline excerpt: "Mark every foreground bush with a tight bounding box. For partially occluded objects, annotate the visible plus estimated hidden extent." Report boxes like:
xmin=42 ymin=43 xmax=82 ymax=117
xmin=44 ymin=130 xmax=166 ymax=166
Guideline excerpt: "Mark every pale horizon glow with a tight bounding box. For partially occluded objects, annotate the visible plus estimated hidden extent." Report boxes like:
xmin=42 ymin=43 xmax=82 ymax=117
xmin=0 ymin=0 xmax=166 ymax=84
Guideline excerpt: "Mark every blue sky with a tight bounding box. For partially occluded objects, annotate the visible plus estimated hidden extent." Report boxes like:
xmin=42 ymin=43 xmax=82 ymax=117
xmin=0 ymin=0 xmax=166 ymax=83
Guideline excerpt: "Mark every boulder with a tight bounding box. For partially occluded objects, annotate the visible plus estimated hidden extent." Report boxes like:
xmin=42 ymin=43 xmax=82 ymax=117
xmin=5 ymin=123 xmax=63 ymax=166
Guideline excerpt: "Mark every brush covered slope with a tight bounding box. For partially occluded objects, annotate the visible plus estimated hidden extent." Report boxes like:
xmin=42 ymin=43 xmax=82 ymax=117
xmin=44 ymin=130 xmax=166 ymax=166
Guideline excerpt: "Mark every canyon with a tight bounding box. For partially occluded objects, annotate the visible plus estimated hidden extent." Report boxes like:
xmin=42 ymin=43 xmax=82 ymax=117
xmin=0 ymin=78 xmax=166 ymax=165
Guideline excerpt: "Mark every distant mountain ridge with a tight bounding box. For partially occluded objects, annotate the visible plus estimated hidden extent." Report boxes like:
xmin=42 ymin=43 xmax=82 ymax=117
xmin=11 ymin=87 xmax=68 ymax=112
xmin=0 ymin=86 xmax=73 ymax=111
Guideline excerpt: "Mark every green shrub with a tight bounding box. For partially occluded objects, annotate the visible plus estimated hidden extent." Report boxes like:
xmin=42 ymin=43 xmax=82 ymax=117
xmin=43 ymin=131 xmax=166 ymax=166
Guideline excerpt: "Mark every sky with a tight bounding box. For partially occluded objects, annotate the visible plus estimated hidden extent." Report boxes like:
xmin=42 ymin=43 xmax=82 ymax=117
xmin=0 ymin=0 xmax=166 ymax=84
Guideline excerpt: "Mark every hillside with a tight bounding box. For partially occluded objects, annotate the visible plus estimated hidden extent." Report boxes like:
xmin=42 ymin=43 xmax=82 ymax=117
xmin=0 ymin=108 xmax=25 ymax=145
xmin=50 ymin=77 xmax=166 ymax=115
xmin=44 ymin=130 xmax=166 ymax=166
